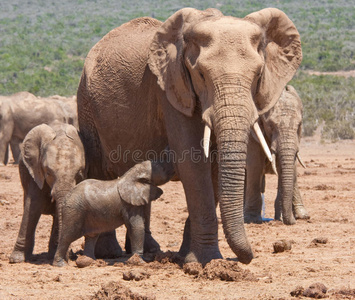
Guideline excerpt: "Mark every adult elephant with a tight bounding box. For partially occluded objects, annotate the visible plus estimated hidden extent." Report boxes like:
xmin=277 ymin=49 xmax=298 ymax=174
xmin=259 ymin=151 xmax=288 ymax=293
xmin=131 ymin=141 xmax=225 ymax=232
xmin=77 ymin=8 xmax=302 ymax=265
xmin=0 ymin=92 xmax=77 ymax=165
xmin=245 ymin=85 xmax=309 ymax=225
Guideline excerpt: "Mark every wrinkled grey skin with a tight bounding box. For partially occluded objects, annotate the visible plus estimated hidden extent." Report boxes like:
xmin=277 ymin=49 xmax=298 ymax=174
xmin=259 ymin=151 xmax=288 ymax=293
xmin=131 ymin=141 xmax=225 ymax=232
xmin=77 ymin=8 xmax=302 ymax=265
xmin=245 ymin=85 xmax=309 ymax=225
xmin=0 ymin=92 xmax=77 ymax=165
xmin=9 ymin=123 xmax=86 ymax=263
xmin=53 ymin=160 xmax=174 ymax=267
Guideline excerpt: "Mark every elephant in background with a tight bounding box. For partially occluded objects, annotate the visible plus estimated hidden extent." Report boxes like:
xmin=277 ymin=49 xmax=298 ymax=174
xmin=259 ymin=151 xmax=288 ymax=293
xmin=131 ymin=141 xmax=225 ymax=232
xmin=245 ymin=85 xmax=309 ymax=225
xmin=77 ymin=7 xmax=302 ymax=265
xmin=9 ymin=122 xmax=86 ymax=263
xmin=0 ymin=92 xmax=77 ymax=165
xmin=53 ymin=159 xmax=175 ymax=267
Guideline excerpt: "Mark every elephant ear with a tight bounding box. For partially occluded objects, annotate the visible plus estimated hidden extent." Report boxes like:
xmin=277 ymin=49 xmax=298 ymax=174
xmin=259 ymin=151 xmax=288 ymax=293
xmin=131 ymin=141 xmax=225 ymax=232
xmin=21 ymin=124 xmax=56 ymax=189
xmin=117 ymin=161 xmax=163 ymax=206
xmin=148 ymin=8 xmax=223 ymax=117
xmin=245 ymin=8 xmax=302 ymax=115
xmin=64 ymin=124 xmax=79 ymax=140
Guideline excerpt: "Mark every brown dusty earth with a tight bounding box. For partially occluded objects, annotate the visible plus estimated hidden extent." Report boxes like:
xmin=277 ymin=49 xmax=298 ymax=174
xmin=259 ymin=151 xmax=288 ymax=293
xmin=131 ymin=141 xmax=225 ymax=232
xmin=0 ymin=137 xmax=354 ymax=299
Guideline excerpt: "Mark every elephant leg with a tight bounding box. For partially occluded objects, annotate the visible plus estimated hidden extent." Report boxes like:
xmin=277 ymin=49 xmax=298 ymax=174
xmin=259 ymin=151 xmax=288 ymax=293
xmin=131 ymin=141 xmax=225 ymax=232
xmin=179 ymin=148 xmax=219 ymax=257
xmin=53 ymin=213 xmax=83 ymax=267
xmin=126 ymin=216 xmax=145 ymax=257
xmin=162 ymin=95 xmax=221 ymax=265
xmin=9 ymin=182 xmax=47 ymax=263
xmin=48 ymin=214 xmax=59 ymax=259
xmin=83 ymin=235 xmax=99 ymax=259
xmin=244 ymin=139 xmax=265 ymax=224
xmin=0 ymin=121 xmax=13 ymax=166
xmin=274 ymin=175 xmax=282 ymax=221
xmin=143 ymin=203 xmax=160 ymax=253
xmin=10 ymin=141 xmax=21 ymax=164
xmin=125 ymin=204 xmax=159 ymax=254
xmin=0 ymin=143 xmax=9 ymax=166
xmin=94 ymin=231 xmax=122 ymax=258
xmin=292 ymin=167 xmax=310 ymax=219
xmin=178 ymin=218 xmax=191 ymax=257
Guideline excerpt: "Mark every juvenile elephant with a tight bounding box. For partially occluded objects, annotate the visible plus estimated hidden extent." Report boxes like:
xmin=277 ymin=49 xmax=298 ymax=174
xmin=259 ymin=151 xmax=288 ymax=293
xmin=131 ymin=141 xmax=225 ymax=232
xmin=53 ymin=160 xmax=174 ymax=267
xmin=9 ymin=122 xmax=86 ymax=263
xmin=245 ymin=85 xmax=309 ymax=225
xmin=77 ymin=8 xmax=302 ymax=265
xmin=0 ymin=92 xmax=77 ymax=165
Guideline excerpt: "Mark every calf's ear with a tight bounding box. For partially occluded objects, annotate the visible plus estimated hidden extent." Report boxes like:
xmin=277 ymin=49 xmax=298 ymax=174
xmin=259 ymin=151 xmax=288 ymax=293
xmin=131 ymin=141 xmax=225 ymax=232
xmin=117 ymin=161 xmax=163 ymax=206
xmin=21 ymin=124 xmax=56 ymax=189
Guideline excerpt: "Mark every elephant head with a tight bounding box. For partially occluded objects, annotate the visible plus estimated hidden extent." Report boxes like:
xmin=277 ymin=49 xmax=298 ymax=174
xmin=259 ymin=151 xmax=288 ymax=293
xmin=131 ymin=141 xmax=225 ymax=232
xmin=148 ymin=8 xmax=302 ymax=263
xmin=261 ymin=85 xmax=304 ymax=224
xmin=21 ymin=123 xmax=86 ymax=211
xmin=117 ymin=160 xmax=175 ymax=206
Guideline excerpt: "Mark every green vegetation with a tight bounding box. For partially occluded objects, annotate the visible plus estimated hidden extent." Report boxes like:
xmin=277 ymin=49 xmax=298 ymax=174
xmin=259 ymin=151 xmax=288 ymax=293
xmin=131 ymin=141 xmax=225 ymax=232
xmin=0 ymin=0 xmax=354 ymax=139
xmin=291 ymin=72 xmax=355 ymax=140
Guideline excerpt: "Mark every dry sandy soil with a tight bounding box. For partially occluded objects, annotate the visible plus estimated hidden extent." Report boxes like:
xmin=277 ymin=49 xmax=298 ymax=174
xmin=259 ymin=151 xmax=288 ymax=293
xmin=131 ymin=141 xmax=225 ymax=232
xmin=0 ymin=137 xmax=354 ymax=299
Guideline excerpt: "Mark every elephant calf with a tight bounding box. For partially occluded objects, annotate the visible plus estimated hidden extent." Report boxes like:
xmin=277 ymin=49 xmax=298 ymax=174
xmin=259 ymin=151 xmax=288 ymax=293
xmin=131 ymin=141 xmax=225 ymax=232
xmin=245 ymin=85 xmax=309 ymax=225
xmin=9 ymin=122 xmax=86 ymax=264
xmin=53 ymin=159 xmax=175 ymax=267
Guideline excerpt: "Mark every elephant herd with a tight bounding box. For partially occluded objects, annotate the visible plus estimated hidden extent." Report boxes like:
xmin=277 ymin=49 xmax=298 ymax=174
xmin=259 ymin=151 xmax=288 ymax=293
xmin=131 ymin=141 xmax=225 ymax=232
xmin=2 ymin=7 xmax=310 ymax=268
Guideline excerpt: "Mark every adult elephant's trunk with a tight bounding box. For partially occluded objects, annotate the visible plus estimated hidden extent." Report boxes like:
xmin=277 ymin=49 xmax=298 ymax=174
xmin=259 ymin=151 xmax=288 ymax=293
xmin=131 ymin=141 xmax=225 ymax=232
xmin=213 ymin=86 xmax=255 ymax=264
xmin=278 ymin=140 xmax=297 ymax=225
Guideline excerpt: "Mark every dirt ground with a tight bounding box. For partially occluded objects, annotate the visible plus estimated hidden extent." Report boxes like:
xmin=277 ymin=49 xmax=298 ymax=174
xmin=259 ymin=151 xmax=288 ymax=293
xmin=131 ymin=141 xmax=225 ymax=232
xmin=0 ymin=136 xmax=354 ymax=300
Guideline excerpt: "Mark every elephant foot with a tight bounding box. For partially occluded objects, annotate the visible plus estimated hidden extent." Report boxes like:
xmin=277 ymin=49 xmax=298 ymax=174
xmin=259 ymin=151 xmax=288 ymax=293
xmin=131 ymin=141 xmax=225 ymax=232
xmin=52 ymin=257 xmax=67 ymax=267
xmin=244 ymin=213 xmax=263 ymax=224
xmin=293 ymin=205 xmax=310 ymax=220
xmin=9 ymin=250 xmax=26 ymax=263
xmin=185 ymin=244 xmax=222 ymax=267
xmin=95 ymin=232 xmax=123 ymax=258
xmin=282 ymin=215 xmax=296 ymax=225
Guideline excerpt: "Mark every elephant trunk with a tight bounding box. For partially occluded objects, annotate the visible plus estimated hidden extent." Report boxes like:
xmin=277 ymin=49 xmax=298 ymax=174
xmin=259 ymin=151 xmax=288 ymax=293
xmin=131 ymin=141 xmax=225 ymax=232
xmin=278 ymin=138 xmax=297 ymax=225
xmin=213 ymin=86 xmax=255 ymax=264
xmin=52 ymin=185 xmax=75 ymax=237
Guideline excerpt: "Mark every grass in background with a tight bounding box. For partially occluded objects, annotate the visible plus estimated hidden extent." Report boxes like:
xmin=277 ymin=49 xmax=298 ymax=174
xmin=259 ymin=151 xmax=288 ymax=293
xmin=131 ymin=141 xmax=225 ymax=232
xmin=0 ymin=0 xmax=354 ymax=139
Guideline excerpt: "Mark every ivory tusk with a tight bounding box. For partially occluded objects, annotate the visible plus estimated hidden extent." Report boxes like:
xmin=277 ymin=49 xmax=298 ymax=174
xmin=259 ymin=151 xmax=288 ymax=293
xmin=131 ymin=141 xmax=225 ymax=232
xmin=253 ymin=122 xmax=273 ymax=163
xmin=271 ymin=153 xmax=278 ymax=176
xmin=297 ymin=152 xmax=306 ymax=169
xmin=203 ymin=125 xmax=211 ymax=158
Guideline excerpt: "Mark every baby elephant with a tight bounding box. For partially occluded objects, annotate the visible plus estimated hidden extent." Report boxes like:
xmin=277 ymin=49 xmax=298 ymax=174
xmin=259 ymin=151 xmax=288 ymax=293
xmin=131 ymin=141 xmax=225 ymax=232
xmin=53 ymin=159 xmax=174 ymax=267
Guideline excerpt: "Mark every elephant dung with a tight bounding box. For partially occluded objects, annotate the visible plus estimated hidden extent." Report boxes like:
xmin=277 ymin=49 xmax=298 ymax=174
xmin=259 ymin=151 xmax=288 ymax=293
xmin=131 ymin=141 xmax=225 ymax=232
xmin=273 ymin=239 xmax=293 ymax=253
xmin=123 ymin=269 xmax=150 ymax=281
xmin=76 ymin=255 xmax=95 ymax=268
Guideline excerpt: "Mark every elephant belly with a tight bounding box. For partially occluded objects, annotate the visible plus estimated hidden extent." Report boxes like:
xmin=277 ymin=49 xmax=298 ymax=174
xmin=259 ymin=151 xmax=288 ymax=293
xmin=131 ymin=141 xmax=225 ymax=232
xmin=83 ymin=216 xmax=124 ymax=237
